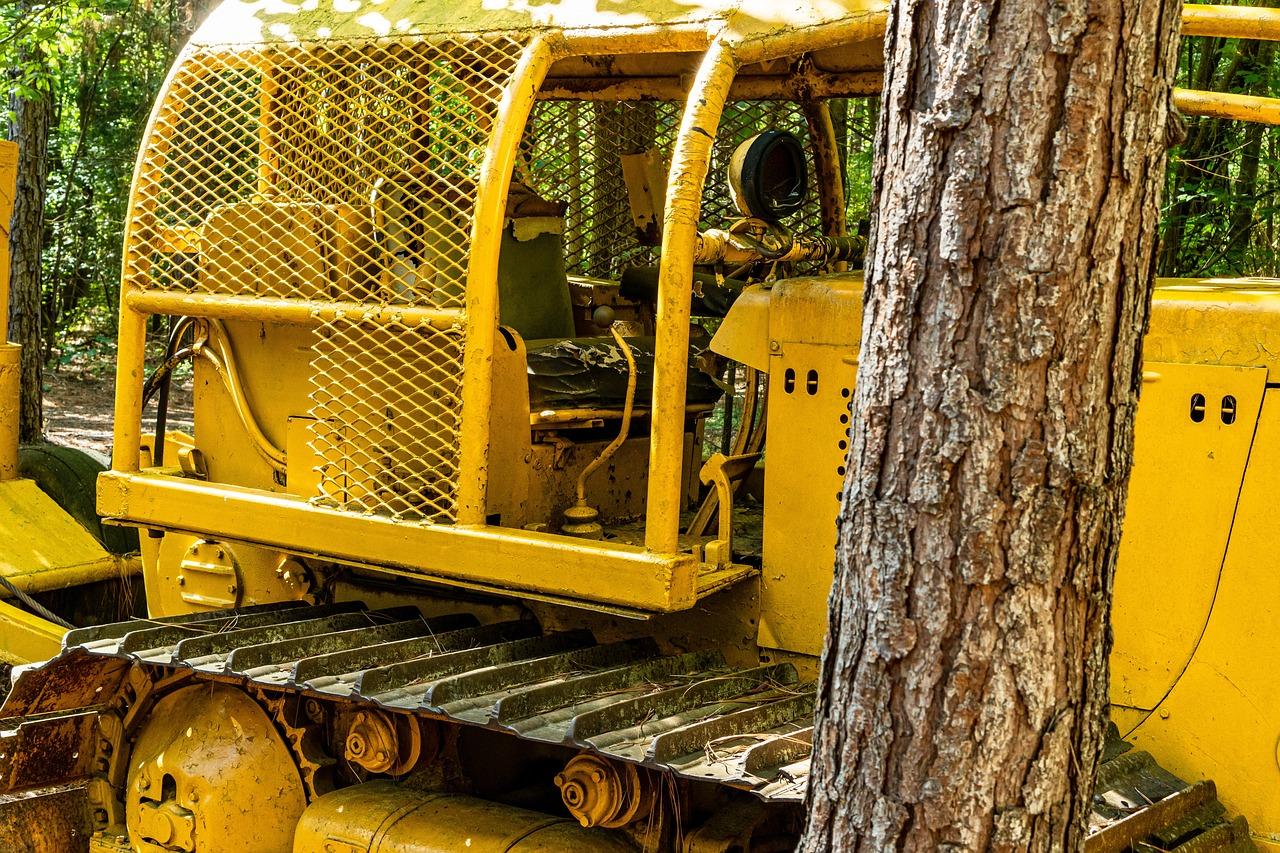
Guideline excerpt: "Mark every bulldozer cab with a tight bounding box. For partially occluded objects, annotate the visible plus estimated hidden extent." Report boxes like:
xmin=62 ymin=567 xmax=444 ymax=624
xmin=101 ymin=0 xmax=889 ymax=618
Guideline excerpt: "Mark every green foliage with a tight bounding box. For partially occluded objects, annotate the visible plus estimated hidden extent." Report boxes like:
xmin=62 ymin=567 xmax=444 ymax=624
xmin=3 ymin=0 xmax=190 ymax=366
xmin=1162 ymin=32 xmax=1280 ymax=277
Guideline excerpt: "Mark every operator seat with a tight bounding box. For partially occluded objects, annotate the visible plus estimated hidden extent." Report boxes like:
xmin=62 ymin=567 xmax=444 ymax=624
xmin=496 ymin=183 xmax=722 ymax=413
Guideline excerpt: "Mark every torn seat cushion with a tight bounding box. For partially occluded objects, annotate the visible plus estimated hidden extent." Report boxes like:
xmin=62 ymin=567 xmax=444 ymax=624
xmin=525 ymin=336 xmax=723 ymax=411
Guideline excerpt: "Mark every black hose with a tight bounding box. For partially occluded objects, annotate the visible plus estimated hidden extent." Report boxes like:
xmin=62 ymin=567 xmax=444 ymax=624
xmin=0 ymin=576 xmax=74 ymax=630
xmin=152 ymin=317 xmax=195 ymax=468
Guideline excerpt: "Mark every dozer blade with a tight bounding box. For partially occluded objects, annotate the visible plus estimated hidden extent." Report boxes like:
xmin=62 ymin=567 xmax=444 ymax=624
xmin=0 ymin=602 xmax=1259 ymax=851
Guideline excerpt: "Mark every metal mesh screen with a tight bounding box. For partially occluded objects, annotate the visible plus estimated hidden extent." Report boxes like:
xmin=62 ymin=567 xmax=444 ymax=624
xmin=523 ymin=100 xmax=679 ymax=278
xmin=309 ymin=318 xmax=465 ymax=520
xmin=125 ymin=35 xmax=526 ymax=522
xmin=523 ymin=98 xmax=829 ymax=280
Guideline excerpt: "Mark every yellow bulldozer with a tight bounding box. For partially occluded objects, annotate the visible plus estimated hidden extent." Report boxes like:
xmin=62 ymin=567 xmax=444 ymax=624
xmin=0 ymin=0 xmax=1278 ymax=850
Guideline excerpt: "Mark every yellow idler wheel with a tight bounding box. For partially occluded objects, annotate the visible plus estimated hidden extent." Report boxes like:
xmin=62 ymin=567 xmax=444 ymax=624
xmin=125 ymin=684 xmax=306 ymax=853
xmin=554 ymin=753 xmax=656 ymax=829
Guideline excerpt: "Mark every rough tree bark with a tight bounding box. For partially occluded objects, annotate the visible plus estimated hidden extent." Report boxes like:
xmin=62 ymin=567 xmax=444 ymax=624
xmin=7 ymin=42 xmax=52 ymax=444
xmin=800 ymin=0 xmax=1181 ymax=846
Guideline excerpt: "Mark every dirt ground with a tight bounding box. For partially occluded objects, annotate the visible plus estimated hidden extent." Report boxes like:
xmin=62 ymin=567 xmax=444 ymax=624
xmin=43 ymin=370 xmax=193 ymax=457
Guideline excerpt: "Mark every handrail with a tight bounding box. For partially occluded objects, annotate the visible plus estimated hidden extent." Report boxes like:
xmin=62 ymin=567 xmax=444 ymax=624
xmin=1174 ymin=88 xmax=1280 ymax=125
xmin=456 ymin=35 xmax=557 ymax=525
xmin=1183 ymin=4 xmax=1280 ymax=42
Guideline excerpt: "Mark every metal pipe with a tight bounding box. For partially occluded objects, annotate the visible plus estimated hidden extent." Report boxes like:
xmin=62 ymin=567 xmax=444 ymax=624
xmin=537 ymin=71 xmax=884 ymax=102
xmin=200 ymin=320 xmax=287 ymax=472
xmin=126 ymin=289 xmax=464 ymax=329
xmin=1182 ymin=4 xmax=1280 ymax=42
xmin=456 ymin=36 xmax=557 ymax=525
xmin=801 ymin=97 xmax=849 ymax=241
xmin=99 ymin=469 xmax=702 ymax=611
xmin=644 ymin=39 xmax=739 ymax=554
xmin=113 ymin=40 xmax=198 ymax=475
xmin=731 ymin=15 xmax=890 ymax=65
xmin=693 ymin=229 xmax=864 ymax=265
xmin=561 ymin=25 xmax=711 ymax=57
xmin=575 ymin=326 xmax=638 ymax=504
xmin=151 ymin=317 xmax=196 ymax=467
xmin=1174 ymin=88 xmax=1280 ymax=125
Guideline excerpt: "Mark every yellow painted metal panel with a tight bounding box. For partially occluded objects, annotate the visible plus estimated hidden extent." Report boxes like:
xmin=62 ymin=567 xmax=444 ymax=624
xmin=0 ymin=479 xmax=118 ymax=592
xmin=756 ymin=275 xmax=862 ymax=655
xmin=1147 ymin=279 xmax=1280 ymax=380
xmin=1110 ymin=363 xmax=1266 ymax=711
xmin=757 ymin=344 xmax=857 ymax=655
xmin=0 ymin=599 xmax=63 ymax=664
xmin=285 ymin=416 xmax=321 ymax=499
xmin=192 ymin=320 xmax=312 ymax=493
xmin=709 ymin=285 xmax=771 ymax=371
xmin=1122 ymin=389 xmax=1280 ymax=847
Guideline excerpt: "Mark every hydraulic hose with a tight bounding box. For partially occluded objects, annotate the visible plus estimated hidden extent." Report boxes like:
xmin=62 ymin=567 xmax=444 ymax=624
xmin=149 ymin=316 xmax=197 ymax=467
xmin=198 ymin=320 xmax=287 ymax=473
xmin=574 ymin=325 xmax=638 ymax=504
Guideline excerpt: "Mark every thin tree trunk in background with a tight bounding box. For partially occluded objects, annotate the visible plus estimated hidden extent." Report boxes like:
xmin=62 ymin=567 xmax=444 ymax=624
xmin=8 ymin=42 xmax=53 ymax=444
xmin=1226 ymin=121 xmax=1265 ymax=271
xmin=1158 ymin=36 xmax=1225 ymax=275
xmin=1225 ymin=41 xmax=1273 ymax=273
xmin=800 ymin=0 xmax=1180 ymax=844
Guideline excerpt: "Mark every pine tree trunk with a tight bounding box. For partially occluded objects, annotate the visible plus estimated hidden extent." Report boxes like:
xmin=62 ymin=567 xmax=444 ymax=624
xmin=8 ymin=47 xmax=52 ymax=444
xmin=800 ymin=0 xmax=1181 ymax=846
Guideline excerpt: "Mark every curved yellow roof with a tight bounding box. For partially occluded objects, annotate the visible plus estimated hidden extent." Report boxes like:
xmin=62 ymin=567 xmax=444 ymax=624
xmin=194 ymin=0 xmax=889 ymax=49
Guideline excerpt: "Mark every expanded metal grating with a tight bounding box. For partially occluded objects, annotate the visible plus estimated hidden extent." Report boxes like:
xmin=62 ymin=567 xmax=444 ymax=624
xmin=309 ymin=318 xmax=465 ymax=520
xmin=524 ymin=98 xmax=829 ymax=280
xmin=523 ymin=100 xmax=678 ymax=279
xmin=131 ymin=36 xmax=525 ymax=305
xmin=125 ymin=35 xmax=526 ymax=522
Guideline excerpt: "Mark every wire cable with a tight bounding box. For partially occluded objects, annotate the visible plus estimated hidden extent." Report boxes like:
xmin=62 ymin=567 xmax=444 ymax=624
xmin=0 ymin=576 xmax=74 ymax=630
